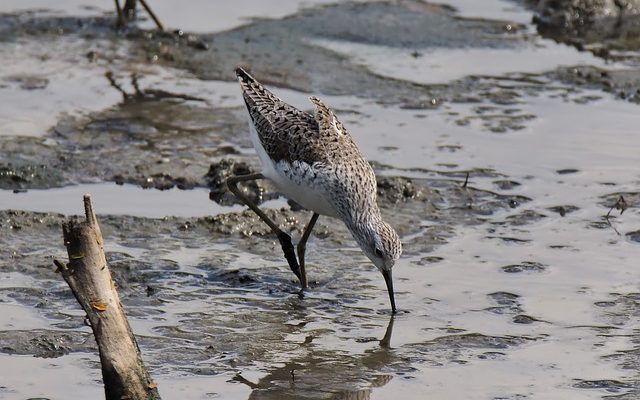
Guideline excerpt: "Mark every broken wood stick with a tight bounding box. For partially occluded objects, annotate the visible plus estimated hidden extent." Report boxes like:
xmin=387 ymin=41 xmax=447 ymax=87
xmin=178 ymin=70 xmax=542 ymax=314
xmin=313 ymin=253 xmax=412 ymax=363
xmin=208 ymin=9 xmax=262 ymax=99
xmin=56 ymin=195 xmax=161 ymax=400
xmin=114 ymin=0 xmax=165 ymax=31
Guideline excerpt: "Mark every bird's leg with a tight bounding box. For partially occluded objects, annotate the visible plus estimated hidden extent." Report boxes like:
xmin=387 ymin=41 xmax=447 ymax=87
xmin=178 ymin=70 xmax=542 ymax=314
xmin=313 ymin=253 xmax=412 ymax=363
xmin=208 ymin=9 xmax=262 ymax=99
xmin=296 ymin=212 xmax=319 ymax=289
xmin=227 ymin=173 xmax=302 ymax=283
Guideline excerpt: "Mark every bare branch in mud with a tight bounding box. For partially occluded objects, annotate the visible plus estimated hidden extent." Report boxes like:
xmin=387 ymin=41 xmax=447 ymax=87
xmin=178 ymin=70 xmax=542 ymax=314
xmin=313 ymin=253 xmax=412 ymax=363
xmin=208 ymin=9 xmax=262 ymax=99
xmin=105 ymin=71 xmax=129 ymax=100
xmin=139 ymin=0 xmax=165 ymax=31
xmin=114 ymin=0 xmax=164 ymax=31
xmin=56 ymin=195 xmax=161 ymax=400
xmin=606 ymin=195 xmax=627 ymax=218
xmin=604 ymin=195 xmax=627 ymax=236
xmin=113 ymin=0 xmax=124 ymax=27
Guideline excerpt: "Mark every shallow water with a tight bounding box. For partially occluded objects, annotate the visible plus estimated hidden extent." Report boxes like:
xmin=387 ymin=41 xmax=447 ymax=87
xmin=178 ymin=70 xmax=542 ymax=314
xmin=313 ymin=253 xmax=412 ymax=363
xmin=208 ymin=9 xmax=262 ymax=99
xmin=0 ymin=183 xmax=236 ymax=217
xmin=1 ymin=1 xmax=639 ymax=399
xmin=310 ymin=38 xmax=607 ymax=84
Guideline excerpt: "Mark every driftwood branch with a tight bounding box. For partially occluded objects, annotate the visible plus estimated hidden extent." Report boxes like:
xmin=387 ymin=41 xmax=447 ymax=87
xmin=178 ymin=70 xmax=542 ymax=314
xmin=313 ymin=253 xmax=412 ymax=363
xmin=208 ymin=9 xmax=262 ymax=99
xmin=139 ymin=0 xmax=165 ymax=31
xmin=57 ymin=195 xmax=161 ymax=400
xmin=605 ymin=195 xmax=627 ymax=236
xmin=114 ymin=0 xmax=165 ymax=31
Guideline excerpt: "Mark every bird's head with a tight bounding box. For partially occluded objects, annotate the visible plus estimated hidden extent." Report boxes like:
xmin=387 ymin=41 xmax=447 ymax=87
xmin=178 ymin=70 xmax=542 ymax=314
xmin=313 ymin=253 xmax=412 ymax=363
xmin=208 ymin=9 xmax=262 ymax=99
xmin=354 ymin=219 xmax=402 ymax=313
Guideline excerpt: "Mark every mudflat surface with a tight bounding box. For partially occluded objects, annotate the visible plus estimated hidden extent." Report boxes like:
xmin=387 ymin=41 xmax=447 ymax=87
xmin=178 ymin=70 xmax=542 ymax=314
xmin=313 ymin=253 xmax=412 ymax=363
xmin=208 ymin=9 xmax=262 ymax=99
xmin=1 ymin=1 xmax=639 ymax=399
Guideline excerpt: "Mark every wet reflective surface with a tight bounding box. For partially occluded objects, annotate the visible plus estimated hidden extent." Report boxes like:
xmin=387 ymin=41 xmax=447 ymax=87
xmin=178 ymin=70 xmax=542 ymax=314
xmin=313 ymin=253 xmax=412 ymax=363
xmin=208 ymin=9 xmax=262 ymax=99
xmin=1 ymin=1 xmax=639 ymax=399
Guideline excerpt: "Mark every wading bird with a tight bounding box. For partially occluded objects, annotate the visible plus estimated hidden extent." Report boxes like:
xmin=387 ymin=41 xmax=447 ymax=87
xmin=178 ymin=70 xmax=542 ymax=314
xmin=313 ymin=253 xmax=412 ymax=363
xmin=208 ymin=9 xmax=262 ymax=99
xmin=228 ymin=68 xmax=402 ymax=313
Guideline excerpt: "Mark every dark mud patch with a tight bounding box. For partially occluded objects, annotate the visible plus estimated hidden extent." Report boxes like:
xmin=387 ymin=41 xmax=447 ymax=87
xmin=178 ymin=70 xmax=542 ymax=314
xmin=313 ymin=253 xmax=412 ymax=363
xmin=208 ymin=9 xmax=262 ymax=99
xmin=0 ymin=83 xmax=248 ymax=190
xmin=414 ymin=256 xmax=445 ymax=266
xmin=578 ymin=292 xmax=640 ymax=398
xmin=625 ymin=230 xmax=640 ymax=243
xmin=377 ymin=176 xmax=426 ymax=204
xmin=500 ymin=261 xmax=547 ymax=274
xmin=485 ymin=291 xmax=522 ymax=315
xmin=547 ymin=205 xmax=580 ymax=217
xmin=0 ymin=329 xmax=94 ymax=358
xmin=573 ymin=379 xmax=635 ymax=393
xmin=56 ymin=91 xmax=246 ymax=189
xmin=453 ymin=108 xmax=536 ymax=133
xmin=205 ymin=159 xmax=277 ymax=206
xmin=493 ymin=179 xmax=521 ymax=190
xmin=512 ymin=314 xmax=541 ymax=324
xmin=0 ymin=161 xmax=65 ymax=191
xmin=442 ymin=73 xmax=589 ymax=133
xmin=556 ymin=168 xmax=579 ymax=175
xmin=502 ymin=209 xmax=547 ymax=226
xmin=552 ymin=66 xmax=640 ymax=104
xmin=0 ymin=13 xmax=118 ymax=38
xmin=407 ymin=333 xmax=538 ymax=366
xmin=519 ymin=0 xmax=640 ymax=59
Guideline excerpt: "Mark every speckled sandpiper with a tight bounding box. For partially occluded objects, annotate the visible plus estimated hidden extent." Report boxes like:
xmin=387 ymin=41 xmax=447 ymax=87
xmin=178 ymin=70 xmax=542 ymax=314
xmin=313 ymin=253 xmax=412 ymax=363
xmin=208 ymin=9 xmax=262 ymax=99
xmin=227 ymin=67 xmax=402 ymax=313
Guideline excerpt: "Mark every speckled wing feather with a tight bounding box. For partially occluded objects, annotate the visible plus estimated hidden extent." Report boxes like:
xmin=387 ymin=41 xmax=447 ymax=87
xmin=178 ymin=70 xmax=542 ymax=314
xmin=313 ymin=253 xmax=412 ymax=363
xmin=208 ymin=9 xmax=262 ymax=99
xmin=307 ymin=96 xmax=378 ymax=220
xmin=236 ymin=67 xmax=319 ymax=164
xmin=235 ymin=67 xmax=378 ymax=218
xmin=236 ymin=68 xmax=370 ymax=167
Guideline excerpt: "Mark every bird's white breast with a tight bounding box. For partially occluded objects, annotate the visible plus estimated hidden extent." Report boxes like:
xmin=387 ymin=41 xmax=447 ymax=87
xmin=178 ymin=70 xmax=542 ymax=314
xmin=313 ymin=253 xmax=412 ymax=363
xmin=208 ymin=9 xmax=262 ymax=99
xmin=248 ymin=122 xmax=338 ymax=218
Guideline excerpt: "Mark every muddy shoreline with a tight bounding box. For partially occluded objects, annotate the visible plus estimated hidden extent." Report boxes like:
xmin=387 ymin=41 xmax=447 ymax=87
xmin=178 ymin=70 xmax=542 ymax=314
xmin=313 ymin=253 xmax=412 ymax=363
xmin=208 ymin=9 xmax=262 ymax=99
xmin=1 ymin=1 xmax=639 ymax=399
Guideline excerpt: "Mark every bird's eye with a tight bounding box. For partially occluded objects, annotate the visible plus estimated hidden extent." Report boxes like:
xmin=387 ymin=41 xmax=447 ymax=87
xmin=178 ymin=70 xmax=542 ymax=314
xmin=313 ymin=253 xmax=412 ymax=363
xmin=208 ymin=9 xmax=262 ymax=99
xmin=374 ymin=248 xmax=383 ymax=257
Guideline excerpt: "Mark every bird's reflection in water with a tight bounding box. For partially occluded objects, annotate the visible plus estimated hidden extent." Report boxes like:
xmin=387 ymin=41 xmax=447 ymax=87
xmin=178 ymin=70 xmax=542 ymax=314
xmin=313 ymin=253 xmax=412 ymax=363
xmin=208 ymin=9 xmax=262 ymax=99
xmin=330 ymin=374 xmax=394 ymax=400
xmin=379 ymin=315 xmax=394 ymax=349
xmin=232 ymin=315 xmax=397 ymax=400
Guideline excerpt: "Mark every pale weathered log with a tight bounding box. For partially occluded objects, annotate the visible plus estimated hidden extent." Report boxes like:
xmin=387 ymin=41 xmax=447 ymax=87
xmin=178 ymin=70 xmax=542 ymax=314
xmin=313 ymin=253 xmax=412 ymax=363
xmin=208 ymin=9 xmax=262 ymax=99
xmin=57 ymin=195 xmax=161 ymax=400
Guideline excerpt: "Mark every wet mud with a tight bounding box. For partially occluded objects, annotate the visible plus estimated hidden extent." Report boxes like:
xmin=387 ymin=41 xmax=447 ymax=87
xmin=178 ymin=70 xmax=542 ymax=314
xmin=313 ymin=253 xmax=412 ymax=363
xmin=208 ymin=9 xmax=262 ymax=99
xmin=521 ymin=0 xmax=640 ymax=53
xmin=140 ymin=1 xmax=523 ymax=100
xmin=0 ymin=172 xmax=530 ymax=383
xmin=515 ymin=0 xmax=640 ymax=104
xmin=1 ymin=0 xmax=639 ymax=399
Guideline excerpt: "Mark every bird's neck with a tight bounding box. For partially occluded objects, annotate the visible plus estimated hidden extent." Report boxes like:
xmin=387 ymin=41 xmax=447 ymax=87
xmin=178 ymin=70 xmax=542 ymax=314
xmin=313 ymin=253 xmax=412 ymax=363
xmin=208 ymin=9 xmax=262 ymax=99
xmin=342 ymin=203 xmax=383 ymax=242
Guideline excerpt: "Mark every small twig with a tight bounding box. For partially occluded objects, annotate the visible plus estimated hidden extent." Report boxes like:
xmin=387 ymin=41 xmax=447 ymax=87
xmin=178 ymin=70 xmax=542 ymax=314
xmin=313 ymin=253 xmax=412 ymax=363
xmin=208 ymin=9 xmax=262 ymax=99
xmin=139 ymin=0 xmax=165 ymax=31
xmin=123 ymin=0 xmax=137 ymax=20
xmin=606 ymin=195 xmax=627 ymax=218
xmin=114 ymin=0 xmax=124 ymax=27
xmin=462 ymin=172 xmax=469 ymax=188
xmin=604 ymin=195 xmax=627 ymax=236
xmin=606 ymin=218 xmax=621 ymax=236
xmin=105 ymin=71 xmax=129 ymax=100
xmin=131 ymin=73 xmax=142 ymax=97
xmin=114 ymin=0 xmax=164 ymax=32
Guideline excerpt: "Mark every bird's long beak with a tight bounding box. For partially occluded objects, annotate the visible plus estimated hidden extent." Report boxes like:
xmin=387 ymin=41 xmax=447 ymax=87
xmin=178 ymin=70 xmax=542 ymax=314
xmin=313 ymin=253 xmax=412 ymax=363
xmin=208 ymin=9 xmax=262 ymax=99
xmin=382 ymin=269 xmax=396 ymax=314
